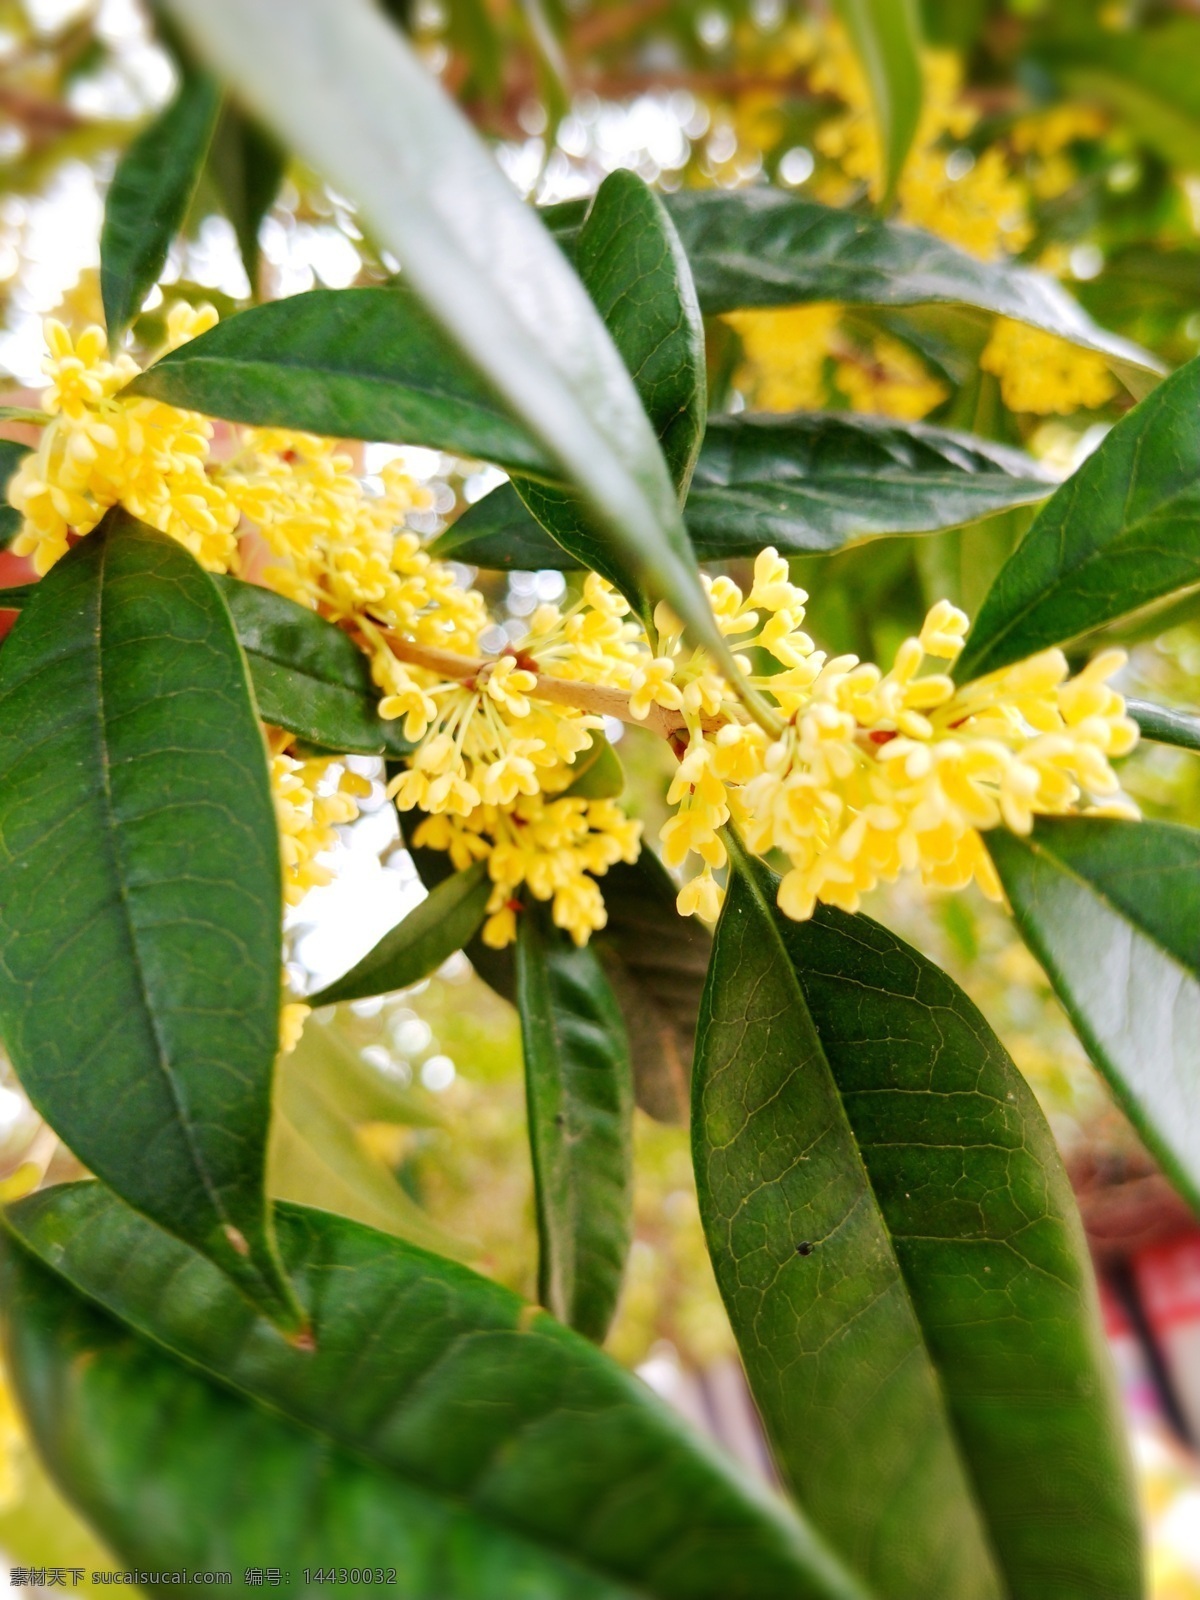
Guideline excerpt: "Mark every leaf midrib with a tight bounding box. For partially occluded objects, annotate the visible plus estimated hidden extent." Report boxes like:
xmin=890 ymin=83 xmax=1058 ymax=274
xmin=9 ymin=1216 xmax=662 ymax=1599
xmin=962 ymin=417 xmax=1200 ymax=672
xmin=723 ymin=837 xmax=1008 ymax=1598
xmin=91 ymin=537 xmax=233 ymax=1233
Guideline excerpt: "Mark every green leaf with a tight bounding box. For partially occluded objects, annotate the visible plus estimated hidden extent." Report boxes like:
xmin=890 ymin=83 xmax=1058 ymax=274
xmin=658 ymin=189 xmax=1162 ymax=397
xmin=100 ymin=72 xmax=222 ymax=342
xmin=0 ymin=512 xmax=300 ymax=1331
xmin=206 ymin=101 xmax=286 ymax=290
xmin=959 ymin=356 xmax=1200 ymax=680
xmin=155 ymin=0 xmax=734 ymax=674
xmin=988 ymin=817 xmax=1200 ymax=1214
xmin=131 ymin=287 xmax=557 ymax=477
xmin=1127 ymin=698 xmax=1200 ymax=753
xmin=516 ymin=905 xmax=634 ymax=1342
xmin=436 ymin=413 xmax=1054 ymax=569
xmin=493 ymin=168 xmax=707 ymax=618
xmin=309 ymin=861 xmax=491 ymax=1008
xmin=216 ymin=575 xmax=413 ymax=757
xmin=561 ymin=735 xmax=625 ymax=800
xmin=595 ymin=852 xmax=710 ymax=1125
xmin=0 ymin=439 xmax=31 ymax=549
xmin=1045 ymin=16 xmax=1200 ymax=173
xmin=693 ymin=842 xmax=1141 ymax=1600
xmin=0 ymin=585 xmax=35 ymax=608
xmin=2 ymin=1188 xmax=869 ymax=1600
xmin=831 ymin=0 xmax=923 ymax=206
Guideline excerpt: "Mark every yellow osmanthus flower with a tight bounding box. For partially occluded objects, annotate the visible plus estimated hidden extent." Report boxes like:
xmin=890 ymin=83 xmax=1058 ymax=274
xmin=646 ymin=557 xmax=1138 ymax=926
xmin=809 ymin=26 xmax=1030 ymax=258
xmin=270 ymin=745 xmax=372 ymax=907
xmin=413 ymin=794 xmax=642 ymax=949
xmin=10 ymin=306 xmax=240 ymax=574
xmin=981 ymin=318 xmax=1118 ymax=415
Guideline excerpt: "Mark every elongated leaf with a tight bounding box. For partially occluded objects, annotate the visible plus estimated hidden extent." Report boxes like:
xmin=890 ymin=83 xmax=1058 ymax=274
xmin=132 ymin=287 xmax=555 ymax=476
xmin=437 ymin=412 xmax=1054 ymax=569
xmin=216 ymin=576 xmax=412 ymax=756
xmin=989 ymin=817 xmax=1200 ymax=1213
xmin=2 ymin=1188 xmax=868 ymax=1600
xmin=832 ymin=0 xmax=923 ymax=204
xmin=158 ymin=0 xmax=733 ymax=674
xmin=0 ymin=513 xmax=299 ymax=1330
xmin=0 ymin=440 xmax=29 ymax=548
xmin=516 ymin=905 xmax=634 ymax=1342
xmin=596 ymin=852 xmax=710 ymax=1125
xmin=101 ymin=72 xmax=222 ymax=341
xmin=659 ymin=190 xmax=1161 ymax=395
xmin=310 ymin=862 xmax=491 ymax=1007
xmin=959 ymin=356 xmax=1200 ymax=679
xmin=206 ymin=101 xmax=285 ymax=289
xmin=693 ymin=843 xmax=1140 ymax=1600
xmin=510 ymin=171 xmax=707 ymax=611
xmin=1128 ymin=698 xmax=1200 ymax=753
xmin=0 ymin=584 xmax=34 ymax=608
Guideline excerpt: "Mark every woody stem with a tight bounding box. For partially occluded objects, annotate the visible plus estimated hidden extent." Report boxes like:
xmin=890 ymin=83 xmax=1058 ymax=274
xmin=382 ymin=634 xmax=718 ymax=741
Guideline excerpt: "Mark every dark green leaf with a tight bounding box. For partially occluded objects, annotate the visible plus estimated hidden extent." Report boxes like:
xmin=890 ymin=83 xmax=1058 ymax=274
xmin=832 ymin=0 xmax=923 ymax=205
xmin=101 ymin=72 xmax=222 ymax=342
xmin=595 ymin=852 xmax=709 ymax=1125
xmin=310 ymin=861 xmax=491 ymax=1007
xmin=959 ymin=356 xmax=1200 ymax=680
xmin=561 ymin=735 xmax=624 ymax=800
xmin=0 ymin=440 xmax=31 ymax=550
xmin=156 ymin=0 xmax=734 ymax=674
xmin=206 ymin=101 xmax=286 ymax=290
xmin=988 ymin=817 xmax=1200 ymax=1213
xmin=693 ymin=841 xmax=1141 ymax=1600
xmin=508 ymin=169 xmax=707 ymax=617
xmin=3 ymin=1188 xmax=868 ymax=1600
xmin=0 ymin=585 xmax=34 ymax=608
xmin=660 ymin=189 xmax=1161 ymax=396
xmin=1127 ymin=698 xmax=1200 ymax=753
xmin=436 ymin=412 xmax=1054 ymax=570
xmin=0 ymin=513 xmax=300 ymax=1330
xmin=216 ymin=576 xmax=413 ymax=757
xmin=516 ymin=905 xmax=634 ymax=1342
xmin=130 ymin=287 xmax=556 ymax=478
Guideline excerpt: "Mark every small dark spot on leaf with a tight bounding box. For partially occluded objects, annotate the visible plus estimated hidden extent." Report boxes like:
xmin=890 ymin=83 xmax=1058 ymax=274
xmin=795 ymin=1241 xmax=814 ymax=1257
xmin=554 ymin=1113 xmax=566 ymax=1126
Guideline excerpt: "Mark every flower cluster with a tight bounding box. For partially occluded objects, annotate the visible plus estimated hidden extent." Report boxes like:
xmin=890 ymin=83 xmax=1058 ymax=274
xmin=5 ymin=310 xmax=1140 ymax=978
xmin=632 ymin=553 xmax=1138 ymax=924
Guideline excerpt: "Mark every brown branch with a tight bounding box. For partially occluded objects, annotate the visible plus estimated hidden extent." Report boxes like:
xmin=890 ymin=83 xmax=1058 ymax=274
xmin=382 ymin=633 xmax=721 ymax=743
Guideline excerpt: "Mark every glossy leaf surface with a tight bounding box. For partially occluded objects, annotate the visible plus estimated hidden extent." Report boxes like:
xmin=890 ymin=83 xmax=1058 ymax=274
xmin=832 ymin=0 xmax=923 ymax=204
xmin=2 ymin=1187 xmax=867 ymax=1600
xmin=159 ymin=0 xmax=732 ymax=668
xmin=0 ymin=514 xmax=298 ymax=1328
xmin=989 ymin=817 xmax=1200 ymax=1212
xmin=511 ymin=170 xmax=706 ymax=611
xmin=216 ymin=576 xmax=412 ymax=757
xmin=661 ymin=190 xmax=1161 ymax=393
xmin=310 ymin=862 xmax=490 ymax=1007
xmin=693 ymin=846 xmax=1140 ymax=1600
xmin=516 ymin=907 xmax=634 ymax=1342
xmin=960 ymin=356 xmax=1200 ymax=679
xmin=437 ymin=412 xmax=1053 ymax=569
xmin=1128 ymin=698 xmax=1200 ymax=753
xmin=131 ymin=287 xmax=555 ymax=477
xmin=0 ymin=440 xmax=29 ymax=547
xmin=100 ymin=72 xmax=221 ymax=341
